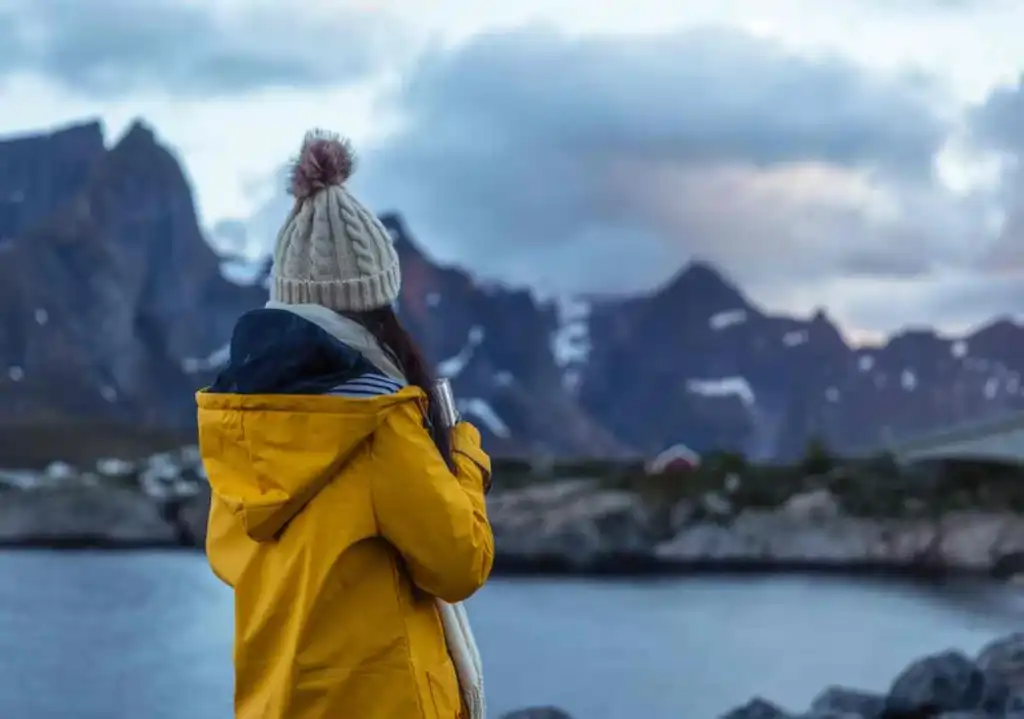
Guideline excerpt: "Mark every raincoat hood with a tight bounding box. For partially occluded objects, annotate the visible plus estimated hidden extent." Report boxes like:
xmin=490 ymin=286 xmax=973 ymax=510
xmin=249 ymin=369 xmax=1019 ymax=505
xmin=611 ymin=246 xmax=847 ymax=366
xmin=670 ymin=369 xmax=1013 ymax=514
xmin=197 ymin=386 xmax=422 ymax=542
xmin=196 ymin=304 xmax=422 ymax=542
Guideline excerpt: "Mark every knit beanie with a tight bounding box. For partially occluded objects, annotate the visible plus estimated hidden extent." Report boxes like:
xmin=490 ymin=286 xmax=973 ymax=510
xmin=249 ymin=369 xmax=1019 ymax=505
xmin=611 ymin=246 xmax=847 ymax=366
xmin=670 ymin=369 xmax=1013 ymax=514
xmin=270 ymin=130 xmax=400 ymax=312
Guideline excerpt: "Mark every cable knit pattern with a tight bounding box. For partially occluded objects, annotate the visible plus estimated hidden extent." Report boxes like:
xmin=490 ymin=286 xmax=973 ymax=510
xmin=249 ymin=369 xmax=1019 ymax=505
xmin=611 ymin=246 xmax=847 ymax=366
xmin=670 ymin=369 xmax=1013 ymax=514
xmin=270 ymin=131 xmax=401 ymax=312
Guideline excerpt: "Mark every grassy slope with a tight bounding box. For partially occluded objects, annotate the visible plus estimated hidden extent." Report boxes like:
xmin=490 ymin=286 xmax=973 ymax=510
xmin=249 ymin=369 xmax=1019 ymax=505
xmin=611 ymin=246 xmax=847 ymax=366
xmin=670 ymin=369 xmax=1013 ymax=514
xmin=491 ymin=451 xmax=1024 ymax=518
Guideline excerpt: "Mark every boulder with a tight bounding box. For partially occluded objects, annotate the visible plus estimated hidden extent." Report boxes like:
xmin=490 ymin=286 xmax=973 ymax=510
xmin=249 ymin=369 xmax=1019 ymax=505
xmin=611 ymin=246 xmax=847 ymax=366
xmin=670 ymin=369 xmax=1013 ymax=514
xmin=885 ymin=650 xmax=991 ymax=715
xmin=808 ymin=686 xmax=884 ymax=718
xmin=780 ymin=489 xmax=840 ymax=521
xmin=176 ymin=483 xmax=211 ymax=547
xmin=500 ymin=708 xmax=574 ymax=719
xmin=722 ymin=634 xmax=1024 ymax=719
xmin=977 ymin=633 xmax=1024 ymax=691
xmin=720 ymin=697 xmax=793 ymax=719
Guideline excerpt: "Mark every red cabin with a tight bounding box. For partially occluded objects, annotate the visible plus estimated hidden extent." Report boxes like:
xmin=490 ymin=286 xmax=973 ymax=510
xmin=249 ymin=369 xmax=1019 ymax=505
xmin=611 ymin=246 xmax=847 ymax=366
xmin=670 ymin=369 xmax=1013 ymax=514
xmin=645 ymin=444 xmax=701 ymax=475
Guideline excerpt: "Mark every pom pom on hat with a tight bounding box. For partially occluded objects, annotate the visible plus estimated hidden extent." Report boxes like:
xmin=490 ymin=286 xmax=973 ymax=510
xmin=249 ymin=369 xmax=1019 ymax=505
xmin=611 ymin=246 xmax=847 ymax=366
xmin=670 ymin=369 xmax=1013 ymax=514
xmin=288 ymin=129 xmax=356 ymax=202
xmin=272 ymin=129 xmax=401 ymax=312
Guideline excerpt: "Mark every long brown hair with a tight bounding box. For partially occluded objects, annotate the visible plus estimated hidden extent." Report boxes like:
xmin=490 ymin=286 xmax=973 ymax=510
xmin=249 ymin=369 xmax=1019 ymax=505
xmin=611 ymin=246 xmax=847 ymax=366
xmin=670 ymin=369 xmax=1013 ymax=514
xmin=346 ymin=307 xmax=454 ymax=469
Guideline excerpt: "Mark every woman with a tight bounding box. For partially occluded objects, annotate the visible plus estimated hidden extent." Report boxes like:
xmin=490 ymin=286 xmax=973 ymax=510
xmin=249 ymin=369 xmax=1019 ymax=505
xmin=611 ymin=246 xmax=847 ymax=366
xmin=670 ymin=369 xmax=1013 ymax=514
xmin=197 ymin=131 xmax=494 ymax=719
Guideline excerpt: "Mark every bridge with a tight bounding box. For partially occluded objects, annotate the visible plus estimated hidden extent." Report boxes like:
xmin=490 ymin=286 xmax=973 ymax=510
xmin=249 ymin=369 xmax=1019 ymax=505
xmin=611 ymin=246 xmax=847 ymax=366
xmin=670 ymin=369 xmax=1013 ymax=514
xmin=886 ymin=411 xmax=1024 ymax=465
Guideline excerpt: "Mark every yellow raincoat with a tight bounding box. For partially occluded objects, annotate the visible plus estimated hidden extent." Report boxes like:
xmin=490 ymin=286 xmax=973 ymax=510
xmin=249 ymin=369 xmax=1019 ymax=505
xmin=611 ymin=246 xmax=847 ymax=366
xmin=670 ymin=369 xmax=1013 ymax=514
xmin=197 ymin=385 xmax=494 ymax=719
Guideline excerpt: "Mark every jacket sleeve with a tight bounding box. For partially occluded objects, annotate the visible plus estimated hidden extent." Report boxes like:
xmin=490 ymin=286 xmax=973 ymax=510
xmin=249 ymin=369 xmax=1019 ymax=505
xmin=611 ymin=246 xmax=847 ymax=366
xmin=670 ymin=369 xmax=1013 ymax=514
xmin=370 ymin=403 xmax=495 ymax=603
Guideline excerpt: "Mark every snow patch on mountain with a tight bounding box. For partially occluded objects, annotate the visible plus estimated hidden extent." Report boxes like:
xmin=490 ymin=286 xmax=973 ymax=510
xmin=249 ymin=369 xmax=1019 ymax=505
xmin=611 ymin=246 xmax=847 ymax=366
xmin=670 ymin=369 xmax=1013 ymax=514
xmin=1008 ymin=374 xmax=1020 ymax=394
xmin=437 ymin=326 xmax=484 ymax=378
xmin=901 ymin=369 xmax=917 ymax=391
xmin=220 ymin=258 xmax=268 ymax=287
xmin=984 ymin=377 xmax=999 ymax=399
xmin=783 ymin=330 xmax=808 ymax=347
xmin=709 ymin=309 xmax=747 ymax=330
xmin=687 ymin=376 xmax=756 ymax=406
xmin=458 ymin=397 xmax=510 ymax=437
xmin=182 ymin=344 xmax=230 ymax=374
xmin=550 ymin=296 xmax=592 ymax=394
xmin=551 ymin=296 xmax=591 ymax=366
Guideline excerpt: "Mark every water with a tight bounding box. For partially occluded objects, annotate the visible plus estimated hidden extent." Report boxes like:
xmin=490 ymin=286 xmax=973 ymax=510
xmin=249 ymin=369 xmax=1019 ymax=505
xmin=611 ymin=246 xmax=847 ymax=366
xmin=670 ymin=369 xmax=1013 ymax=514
xmin=1 ymin=551 xmax=1023 ymax=719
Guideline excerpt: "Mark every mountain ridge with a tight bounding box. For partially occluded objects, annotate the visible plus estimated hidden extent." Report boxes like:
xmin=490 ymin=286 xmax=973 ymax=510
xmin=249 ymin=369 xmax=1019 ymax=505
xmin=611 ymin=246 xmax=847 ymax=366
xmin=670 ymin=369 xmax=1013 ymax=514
xmin=2 ymin=118 xmax=1023 ymax=461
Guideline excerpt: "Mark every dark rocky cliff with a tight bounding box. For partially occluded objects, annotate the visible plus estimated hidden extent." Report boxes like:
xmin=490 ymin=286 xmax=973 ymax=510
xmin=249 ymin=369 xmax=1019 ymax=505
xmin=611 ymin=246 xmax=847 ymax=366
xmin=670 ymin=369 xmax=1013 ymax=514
xmin=0 ymin=120 xmax=263 ymax=429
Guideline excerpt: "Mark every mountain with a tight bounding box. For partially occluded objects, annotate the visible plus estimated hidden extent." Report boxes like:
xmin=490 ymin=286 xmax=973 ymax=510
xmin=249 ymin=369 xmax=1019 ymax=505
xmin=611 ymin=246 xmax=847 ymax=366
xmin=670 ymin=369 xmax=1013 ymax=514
xmin=0 ymin=120 xmax=264 ymax=432
xmin=381 ymin=214 xmax=629 ymax=457
xmin=3 ymin=119 xmax=1024 ymax=461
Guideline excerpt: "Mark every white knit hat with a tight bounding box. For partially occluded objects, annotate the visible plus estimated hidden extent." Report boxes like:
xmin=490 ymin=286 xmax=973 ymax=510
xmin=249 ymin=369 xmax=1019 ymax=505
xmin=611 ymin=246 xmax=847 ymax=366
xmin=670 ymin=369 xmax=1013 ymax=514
xmin=270 ymin=130 xmax=400 ymax=312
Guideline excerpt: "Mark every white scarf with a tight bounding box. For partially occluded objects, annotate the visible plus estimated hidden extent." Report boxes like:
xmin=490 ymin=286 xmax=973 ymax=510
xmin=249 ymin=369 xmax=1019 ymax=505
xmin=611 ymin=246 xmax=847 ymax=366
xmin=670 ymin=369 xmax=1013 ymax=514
xmin=267 ymin=302 xmax=487 ymax=719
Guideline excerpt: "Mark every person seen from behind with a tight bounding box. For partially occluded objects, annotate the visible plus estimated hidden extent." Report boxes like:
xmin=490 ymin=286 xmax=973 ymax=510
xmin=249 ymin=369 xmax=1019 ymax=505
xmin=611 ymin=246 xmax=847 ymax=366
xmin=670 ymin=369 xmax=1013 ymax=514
xmin=196 ymin=130 xmax=494 ymax=719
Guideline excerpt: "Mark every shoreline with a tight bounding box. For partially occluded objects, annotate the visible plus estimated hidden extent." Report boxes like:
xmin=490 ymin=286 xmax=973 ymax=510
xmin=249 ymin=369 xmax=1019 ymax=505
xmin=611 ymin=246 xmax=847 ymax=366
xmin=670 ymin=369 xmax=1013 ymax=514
xmin=6 ymin=460 xmax=1024 ymax=583
xmin=0 ymin=540 xmax=1010 ymax=582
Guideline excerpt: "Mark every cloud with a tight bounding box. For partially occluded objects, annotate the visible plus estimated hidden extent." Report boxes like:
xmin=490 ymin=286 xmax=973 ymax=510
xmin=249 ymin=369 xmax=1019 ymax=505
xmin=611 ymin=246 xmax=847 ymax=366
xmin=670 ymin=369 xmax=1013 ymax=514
xmin=384 ymin=26 xmax=945 ymax=175
xmin=0 ymin=0 xmax=398 ymax=97
xmin=969 ymin=76 xmax=1024 ymax=154
xmin=963 ymin=76 xmax=1024 ymax=277
xmin=346 ymin=25 xmax=968 ymax=310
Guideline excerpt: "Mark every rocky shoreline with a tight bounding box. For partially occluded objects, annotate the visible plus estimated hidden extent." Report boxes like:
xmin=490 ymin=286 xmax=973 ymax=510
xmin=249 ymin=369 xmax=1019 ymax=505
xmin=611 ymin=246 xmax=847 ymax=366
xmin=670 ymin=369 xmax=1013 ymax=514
xmin=3 ymin=449 xmax=1024 ymax=578
xmin=503 ymin=633 xmax=1024 ymax=718
xmin=715 ymin=632 xmax=1024 ymax=718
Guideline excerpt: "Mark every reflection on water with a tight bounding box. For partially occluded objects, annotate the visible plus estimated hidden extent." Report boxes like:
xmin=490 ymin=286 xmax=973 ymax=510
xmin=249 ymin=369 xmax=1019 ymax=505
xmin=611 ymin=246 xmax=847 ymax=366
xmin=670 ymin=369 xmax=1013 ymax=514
xmin=0 ymin=551 xmax=1021 ymax=719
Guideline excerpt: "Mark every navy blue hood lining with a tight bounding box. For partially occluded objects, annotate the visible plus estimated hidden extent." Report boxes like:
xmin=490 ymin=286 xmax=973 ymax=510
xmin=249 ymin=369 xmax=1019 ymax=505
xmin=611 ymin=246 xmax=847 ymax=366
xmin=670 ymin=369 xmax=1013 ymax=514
xmin=205 ymin=309 xmax=385 ymax=396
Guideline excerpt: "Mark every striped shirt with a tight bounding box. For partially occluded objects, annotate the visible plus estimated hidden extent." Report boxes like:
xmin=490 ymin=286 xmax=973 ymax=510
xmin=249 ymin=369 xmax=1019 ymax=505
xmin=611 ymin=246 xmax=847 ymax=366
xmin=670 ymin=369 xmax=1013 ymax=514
xmin=326 ymin=372 xmax=405 ymax=398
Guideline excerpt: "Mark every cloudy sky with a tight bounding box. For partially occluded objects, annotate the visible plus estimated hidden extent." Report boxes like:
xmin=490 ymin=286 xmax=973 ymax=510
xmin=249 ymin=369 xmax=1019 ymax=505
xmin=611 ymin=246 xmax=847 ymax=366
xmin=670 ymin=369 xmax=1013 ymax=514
xmin=3 ymin=0 xmax=1024 ymax=340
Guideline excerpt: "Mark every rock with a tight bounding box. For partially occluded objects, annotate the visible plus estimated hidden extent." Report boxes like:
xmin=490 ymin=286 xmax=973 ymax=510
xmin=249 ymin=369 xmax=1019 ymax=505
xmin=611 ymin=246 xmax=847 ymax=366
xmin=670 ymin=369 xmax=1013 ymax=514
xmin=938 ymin=513 xmax=1024 ymax=573
xmin=488 ymin=481 xmax=654 ymax=568
xmin=809 ymin=686 xmax=885 ymax=718
xmin=0 ymin=468 xmax=45 ymax=489
xmin=724 ymin=472 xmax=742 ymax=493
xmin=720 ymin=697 xmax=794 ymax=719
xmin=885 ymin=650 xmax=988 ymax=715
xmin=95 ymin=457 xmax=135 ymax=478
xmin=176 ymin=482 xmax=211 ymax=546
xmin=650 ymin=504 xmax=1024 ymax=574
xmin=992 ymin=552 xmax=1024 ymax=579
xmin=781 ymin=489 xmax=840 ymax=522
xmin=707 ymin=637 xmax=1024 ymax=719
xmin=43 ymin=461 xmax=76 ymax=481
xmin=0 ymin=485 xmax=177 ymax=545
xmin=702 ymin=491 xmax=733 ymax=517
xmin=977 ymin=633 xmax=1024 ymax=690
xmin=500 ymin=708 xmax=573 ymax=719
xmin=138 ymin=447 xmax=206 ymax=499
xmin=669 ymin=499 xmax=696 ymax=532
xmin=1006 ymin=689 xmax=1024 ymax=715
xmin=655 ymin=511 xmax=887 ymax=565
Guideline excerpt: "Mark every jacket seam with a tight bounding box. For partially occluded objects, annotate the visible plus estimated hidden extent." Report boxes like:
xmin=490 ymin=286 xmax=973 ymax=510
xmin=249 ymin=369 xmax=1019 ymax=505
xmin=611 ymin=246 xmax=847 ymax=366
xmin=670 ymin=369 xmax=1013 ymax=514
xmin=393 ymin=556 xmax=433 ymax=718
xmin=368 ymin=430 xmax=431 ymax=718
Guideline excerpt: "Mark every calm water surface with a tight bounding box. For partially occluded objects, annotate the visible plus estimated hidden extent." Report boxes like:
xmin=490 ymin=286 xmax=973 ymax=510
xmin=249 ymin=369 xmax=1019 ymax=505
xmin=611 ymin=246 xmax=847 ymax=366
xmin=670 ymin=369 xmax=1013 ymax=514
xmin=1 ymin=551 xmax=1023 ymax=719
